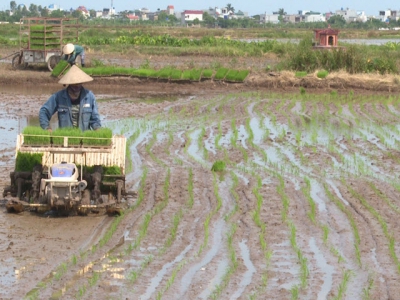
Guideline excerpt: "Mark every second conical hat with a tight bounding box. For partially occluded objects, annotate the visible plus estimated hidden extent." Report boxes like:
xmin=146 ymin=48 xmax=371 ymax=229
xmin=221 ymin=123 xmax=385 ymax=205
xmin=58 ymin=65 xmax=93 ymax=85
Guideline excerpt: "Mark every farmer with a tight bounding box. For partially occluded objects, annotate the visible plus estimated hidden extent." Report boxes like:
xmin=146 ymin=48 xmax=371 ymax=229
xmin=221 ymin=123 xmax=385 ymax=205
xmin=62 ymin=43 xmax=85 ymax=67
xmin=39 ymin=65 xmax=101 ymax=132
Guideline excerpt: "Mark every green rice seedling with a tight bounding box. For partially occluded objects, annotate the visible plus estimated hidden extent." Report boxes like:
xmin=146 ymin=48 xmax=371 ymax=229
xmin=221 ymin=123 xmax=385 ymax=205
xmin=322 ymin=224 xmax=329 ymax=244
xmin=362 ymin=276 xmax=374 ymax=300
xmin=170 ymin=69 xmax=182 ymax=80
xmin=225 ymin=69 xmax=250 ymax=82
xmin=211 ymin=160 xmax=226 ymax=172
xmin=317 ymin=69 xmax=329 ymax=79
xmin=22 ymin=126 xmax=51 ymax=145
xmin=183 ymin=69 xmax=202 ymax=81
xmin=52 ymin=128 xmax=83 ymax=146
xmin=214 ymin=67 xmax=229 ymax=80
xmin=157 ymin=67 xmax=173 ymax=79
xmin=295 ymin=71 xmax=307 ymax=78
xmin=291 ymin=285 xmax=299 ymax=299
xmin=88 ymin=271 xmax=100 ymax=287
xmin=224 ymin=69 xmax=239 ymax=81
xmin=201 ymin=69 xmax=213 ymax=79
xmin=300 ymin=87 xmax=306 ymax=95
xmin=82 ymin=127 xmax=112 ymax=146
xmin=15 ymin=152 xmax=43 ymax=172
xmin=301 ymin=178 xmax=316 ymax=224
xmin=51 ymin=60 xmax=69 ymax=77
xmin=112 ymin=67 xmax=134 ymax=76
xmin=53 ymin=262 xmax=68 ymax=281
xmin=235 ymin=70 xmax=249 ymax=82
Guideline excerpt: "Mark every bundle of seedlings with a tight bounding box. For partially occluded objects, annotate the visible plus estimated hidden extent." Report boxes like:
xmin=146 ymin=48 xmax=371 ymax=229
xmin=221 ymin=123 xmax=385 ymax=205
xmin=214 ymin=67 xmax=229 ymax=80
xmin=22 ymin=126 xmax=51 ymax=145
xmin=52 ymin=128 xmax=83 ymax=146
xmin=201 ymin=69 xmax=214 ymax=79
xmin=225 ymin=69 xmax=249 ymax=82
xmin=181 ymin=69 xmax=202 ymax=81
xmin=51 ymin=60 xmax=70 ymax=77
xmin=29 ymin=25 xmax=59 ymax=50
xmin=15 ymin=152 xmax=43 ymax=172
xmin=82 ymin=128 xmax=113 ymax=146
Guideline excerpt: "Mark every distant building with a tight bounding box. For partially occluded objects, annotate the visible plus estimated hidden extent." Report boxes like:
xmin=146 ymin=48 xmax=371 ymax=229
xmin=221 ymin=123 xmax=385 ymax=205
xmin=77 ymin=6 xmax=89 ymax=17
xmin=261 ymin=13 xmax=279 ymax=24
xmin=102 ymin=7 xmax=115 ymax=18
xmin=181 ymin=10 xmax=203 ymax=23
xmin=167 ymin=5 xmax=174 ymax=15
xmin=126 ymin=14 xmax=139 ymax=22
xmin=313 ymin=27 xmax=340 ymax=48
xmin=334 ymin=8 xmax=367 ymax=22
xmin=379 ymin=9 xmax=399 ymax=22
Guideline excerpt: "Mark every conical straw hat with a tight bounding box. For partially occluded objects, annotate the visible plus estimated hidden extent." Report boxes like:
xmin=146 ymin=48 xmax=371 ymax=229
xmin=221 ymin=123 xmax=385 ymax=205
xmin=63 ymin=43 xmax=74 ymax=55
xmin=58 ymin=65 xmax=93 ymax=85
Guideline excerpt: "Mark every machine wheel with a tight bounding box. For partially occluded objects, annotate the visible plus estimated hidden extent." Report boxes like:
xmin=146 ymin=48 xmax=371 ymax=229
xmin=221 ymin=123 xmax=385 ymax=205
xmin=12 ymin=54 xmax=28 ymax=70
xmin=47 ymin=55 xmax=61 ymax=72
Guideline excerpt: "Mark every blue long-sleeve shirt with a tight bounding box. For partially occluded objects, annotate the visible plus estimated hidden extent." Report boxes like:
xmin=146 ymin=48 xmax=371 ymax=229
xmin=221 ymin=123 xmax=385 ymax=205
xmin=39 ymin=88 xmax=101 ymax=131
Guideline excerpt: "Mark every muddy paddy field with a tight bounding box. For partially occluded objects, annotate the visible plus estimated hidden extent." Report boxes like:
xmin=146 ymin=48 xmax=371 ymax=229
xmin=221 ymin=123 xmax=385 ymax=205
xmin=1 ymin=55 xmax=400 ymax=300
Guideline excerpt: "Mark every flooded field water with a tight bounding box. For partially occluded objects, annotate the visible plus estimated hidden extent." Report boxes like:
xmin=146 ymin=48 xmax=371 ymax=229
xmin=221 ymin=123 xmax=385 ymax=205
xmin=1 ymin=84 xmax=400 ymax=299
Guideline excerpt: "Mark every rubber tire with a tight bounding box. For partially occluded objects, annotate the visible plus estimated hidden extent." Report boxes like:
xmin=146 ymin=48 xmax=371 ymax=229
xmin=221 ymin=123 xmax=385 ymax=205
xmin=47 ymin=55 xmax=61 ymax=72
xmin=12 ymin=54 xmax=28 ymax=70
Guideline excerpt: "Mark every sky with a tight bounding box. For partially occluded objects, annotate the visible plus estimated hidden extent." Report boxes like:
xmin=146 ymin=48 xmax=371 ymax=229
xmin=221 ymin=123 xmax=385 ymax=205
xmin=2 ymin=1 xmax=397 ymax=16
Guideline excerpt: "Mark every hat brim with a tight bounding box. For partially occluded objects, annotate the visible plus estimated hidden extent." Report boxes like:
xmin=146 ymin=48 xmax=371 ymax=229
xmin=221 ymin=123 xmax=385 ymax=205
xmin=58 ymin=65 xmax=93 ymax=85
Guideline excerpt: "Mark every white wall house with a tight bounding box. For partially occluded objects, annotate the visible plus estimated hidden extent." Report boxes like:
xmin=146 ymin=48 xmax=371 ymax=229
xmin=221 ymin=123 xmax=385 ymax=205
xmin=379 ymin=9 xmax=399 ymax=22
xmin=181 ymin=10 xmax=203 ymax=23
xmin=305 ymin=14 xmax=326 ymax=22
xmin=335 ymin=8 xmax=358 ymax=22
xmin=261 ymin=13 xmax=279 ymax=24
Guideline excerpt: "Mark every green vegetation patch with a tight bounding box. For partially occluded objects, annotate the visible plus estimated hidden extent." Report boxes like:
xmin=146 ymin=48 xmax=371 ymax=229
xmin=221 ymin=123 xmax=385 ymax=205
xmin=22 ymin=126 xmax=50 ymax=145
xmin=112 ymin=67 xmax=133 ymax=76
xmin=15 ymin=152 xmax=43 ymax=172
xmin=214 ymin=68 xmax=229 ymax=80
xmin=82 ymin=65 xmax=247 ymax=83
xmin=51 ymin=60 xmax=69 ymax=77
xmin=211 ymin=160 xmax=226 ymax=172
xmin=52 ymin=128 xmax=83 ymax=146
xmin=130 ymin=68 xmax=157 ymax=78
xmin=157 ymin=67 xmax=174 ymax=79
xmin=201 ymin=69 xmax=214 ymax=79
xmin=317 ymin=69 xmax=329 ymax=79
xmin=295 ymin=71 xmax=308 ymax=78
xmin=225 ymin=69 xmax=249 ymax=82
xmin=170 ymin=69 xmax=182 ymax=80
xmin=181 ymin=69 xmax=202 ymax=81
xmin=82 ymin=128 xmax=113 ymax=146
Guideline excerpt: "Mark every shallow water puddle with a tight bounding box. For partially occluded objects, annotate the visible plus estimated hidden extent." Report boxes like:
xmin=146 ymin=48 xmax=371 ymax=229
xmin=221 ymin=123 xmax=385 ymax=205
xmin=309 ymin=179 xmax=327 ymax=212
xmin=230 ymin=239 xmax=256 ymax=300
xmin=140 ymin=244 xmax=191 ymax=300
xmin=0 ymin=258 xmax=17 ymax=293
xmin=188 ymin=129 xmax=208 ymax=166
xmin=179 ymin=219 xmax=226 ymax=297
xmin=309 ymin=237 xmax=334 ymax=300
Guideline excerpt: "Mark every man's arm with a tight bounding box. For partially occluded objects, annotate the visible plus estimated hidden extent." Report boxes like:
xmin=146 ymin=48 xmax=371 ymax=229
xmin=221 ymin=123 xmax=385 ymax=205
xmin=88 ymin=93 xmax=102 ymax=130
xmin=39 ymin=94 xmax=58 ymax=130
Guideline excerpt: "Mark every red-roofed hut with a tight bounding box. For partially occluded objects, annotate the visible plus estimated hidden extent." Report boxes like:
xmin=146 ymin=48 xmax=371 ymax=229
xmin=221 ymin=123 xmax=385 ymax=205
xmin=313 ymin=28 xmax=340 ymax=49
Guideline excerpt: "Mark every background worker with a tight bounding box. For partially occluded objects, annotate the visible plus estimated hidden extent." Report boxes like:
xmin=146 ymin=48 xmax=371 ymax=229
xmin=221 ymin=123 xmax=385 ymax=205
xmin=39 ymin=65 xmax=101 ymax=132
xmin=62 ymin=43 xmax=86 ymax=67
